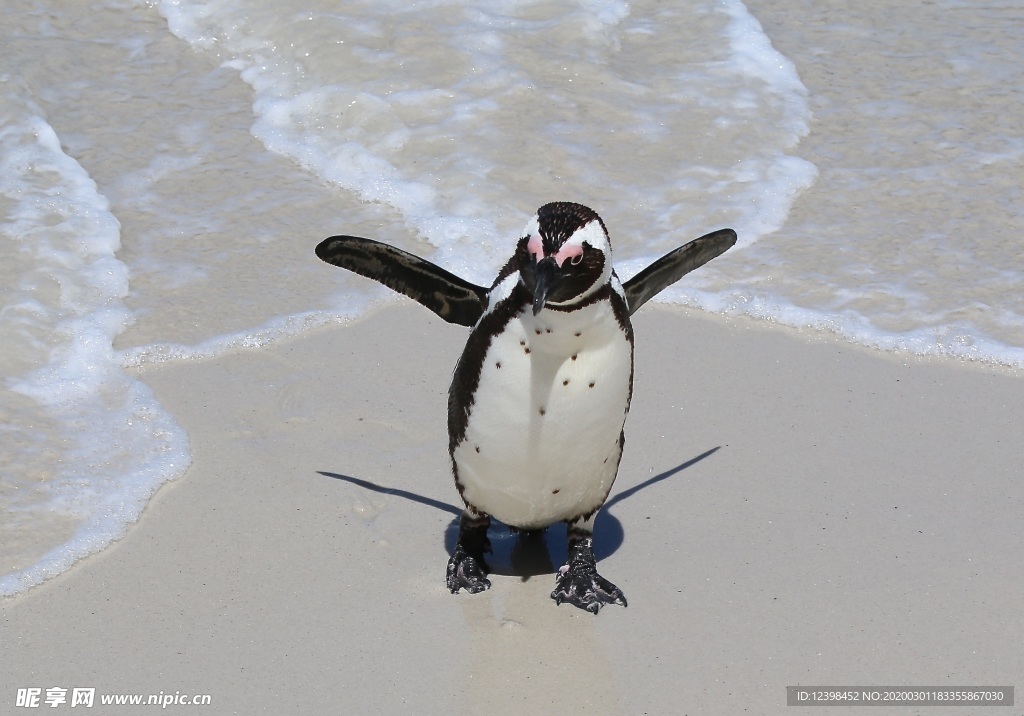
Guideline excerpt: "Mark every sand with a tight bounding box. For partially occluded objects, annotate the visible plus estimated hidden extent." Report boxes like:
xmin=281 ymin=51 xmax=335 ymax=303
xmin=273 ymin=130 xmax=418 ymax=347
xmin=3 ymin=304 xmax=1022 ymax=714
xmin=4 ymin=1 xmax=1023 ymax=714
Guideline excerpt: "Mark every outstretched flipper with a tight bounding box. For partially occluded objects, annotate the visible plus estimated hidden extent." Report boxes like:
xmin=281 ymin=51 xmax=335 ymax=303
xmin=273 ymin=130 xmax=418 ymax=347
xmin=316 ymin=236 xmax=488 ymax=327
xmin=623 ymin=228 xmax=737 ymax=315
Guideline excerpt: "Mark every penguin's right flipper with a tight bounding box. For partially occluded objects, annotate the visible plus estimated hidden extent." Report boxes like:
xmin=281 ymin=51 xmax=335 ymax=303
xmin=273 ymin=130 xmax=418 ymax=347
xmin=622 ymin=228 xmax=737 ymax=315
xmin=316 ymin=236 xmax=488 ymax=327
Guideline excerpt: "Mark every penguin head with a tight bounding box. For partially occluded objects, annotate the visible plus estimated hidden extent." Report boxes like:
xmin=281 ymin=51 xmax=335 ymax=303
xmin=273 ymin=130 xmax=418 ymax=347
xmin=517 ymin=202 xmax=613 ymax=315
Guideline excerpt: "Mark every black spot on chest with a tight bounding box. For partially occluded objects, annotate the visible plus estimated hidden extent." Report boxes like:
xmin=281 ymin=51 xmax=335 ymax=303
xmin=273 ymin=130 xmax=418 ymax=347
xmin=448 ymin=281 xmax=634 ymax=456
xmin=448 ymin=283 xmax=530 ymax=453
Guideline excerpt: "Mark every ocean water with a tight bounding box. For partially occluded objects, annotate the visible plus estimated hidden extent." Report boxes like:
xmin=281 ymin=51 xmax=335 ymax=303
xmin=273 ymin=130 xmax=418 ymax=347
xmin=1 ymin=0 xmax=1021 ymax=595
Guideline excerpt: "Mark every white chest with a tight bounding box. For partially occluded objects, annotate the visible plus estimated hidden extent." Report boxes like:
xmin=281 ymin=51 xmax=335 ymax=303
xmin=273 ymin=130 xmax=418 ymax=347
xmin=453 ymin=299 xmax=633 ymax=528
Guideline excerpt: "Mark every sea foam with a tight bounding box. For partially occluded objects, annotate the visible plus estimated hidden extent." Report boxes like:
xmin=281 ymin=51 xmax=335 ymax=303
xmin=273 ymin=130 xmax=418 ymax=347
xmin=149 ymin=0 xmax=816 ymax=285
xmin=0 ymin=87 xmax=189 ymax=596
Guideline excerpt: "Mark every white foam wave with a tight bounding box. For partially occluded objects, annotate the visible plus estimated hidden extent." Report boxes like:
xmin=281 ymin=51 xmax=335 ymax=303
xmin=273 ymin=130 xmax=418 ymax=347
xmin=122 ymin=309 xmax=360 ymax=367
xmin=147 ymin=0 xmax=816 ymax=281
xmin=0 ymin=90 xmax=189 ymax=597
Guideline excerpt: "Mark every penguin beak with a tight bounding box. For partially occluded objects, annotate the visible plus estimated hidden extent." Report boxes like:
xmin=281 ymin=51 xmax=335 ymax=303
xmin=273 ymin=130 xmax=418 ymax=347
xmin=532 ymin=258 xmax=558 ymax=315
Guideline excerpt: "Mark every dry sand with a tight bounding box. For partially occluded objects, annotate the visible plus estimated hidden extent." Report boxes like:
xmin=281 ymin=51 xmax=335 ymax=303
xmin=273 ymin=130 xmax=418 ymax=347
xmin=4 ymin=1 xmax=1024 ymax=713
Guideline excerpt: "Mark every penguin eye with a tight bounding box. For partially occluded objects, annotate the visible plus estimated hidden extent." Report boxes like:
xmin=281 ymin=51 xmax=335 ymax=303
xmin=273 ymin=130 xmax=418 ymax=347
xmin=554 ymin=243 xmax=584 ymax=267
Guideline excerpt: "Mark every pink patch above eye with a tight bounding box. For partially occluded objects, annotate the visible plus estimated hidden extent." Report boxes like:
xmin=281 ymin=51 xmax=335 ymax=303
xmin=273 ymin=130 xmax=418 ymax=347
xmin=527 ymin=234 xmax=544 ymax=260
xmin=555 ymin=243 xmax=584 ymax=267
xmin=528 ymin=234 xmax=584 ymax=266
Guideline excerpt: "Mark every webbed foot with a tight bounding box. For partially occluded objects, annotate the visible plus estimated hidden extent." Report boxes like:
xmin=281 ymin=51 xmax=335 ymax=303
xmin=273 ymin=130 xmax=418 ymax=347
xmin=446 ymin=511 xmax=492 ymax=594
xmin=446 ymin=543 xmax=491 ymax=594
xmin=551 ymin=536 xmax=626 ymax=613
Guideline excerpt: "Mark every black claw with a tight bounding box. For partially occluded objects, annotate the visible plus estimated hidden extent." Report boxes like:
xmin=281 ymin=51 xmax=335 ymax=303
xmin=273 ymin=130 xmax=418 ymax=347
xmin=550 ymin=537 xmax=626 ymax=613
xmin=446 ymin=543 xmax=491 ymax=594
xmin=447 ymin=512 xmax=492 ymax=595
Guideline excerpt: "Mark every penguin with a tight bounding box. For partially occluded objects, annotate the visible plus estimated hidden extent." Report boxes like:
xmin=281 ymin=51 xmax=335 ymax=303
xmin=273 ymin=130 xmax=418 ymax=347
xmin=316 ymin=202 xmax=735 ymax=613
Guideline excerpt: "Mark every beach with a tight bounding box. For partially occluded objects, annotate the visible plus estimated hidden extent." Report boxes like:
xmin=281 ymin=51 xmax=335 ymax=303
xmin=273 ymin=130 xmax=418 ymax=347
xmin=3 ymin=0 xmax=1023 ymax=713
xmin=4 ymin=306 xmax=1023 ymax=713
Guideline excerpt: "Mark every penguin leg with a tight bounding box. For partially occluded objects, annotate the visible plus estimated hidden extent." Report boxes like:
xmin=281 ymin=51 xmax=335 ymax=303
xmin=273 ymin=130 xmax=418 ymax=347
xmin=551 ymin=515 xmax=627 ymax=613
xmin=510 ymin=528 xmax=554 ymax=578
xmin=446 ymin=509 xmax=492 ymax=594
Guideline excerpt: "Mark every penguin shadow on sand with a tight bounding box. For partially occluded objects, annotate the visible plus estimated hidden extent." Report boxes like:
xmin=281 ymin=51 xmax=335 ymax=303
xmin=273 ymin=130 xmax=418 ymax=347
xmin=317 ymin=445 xmax=719 ymax=582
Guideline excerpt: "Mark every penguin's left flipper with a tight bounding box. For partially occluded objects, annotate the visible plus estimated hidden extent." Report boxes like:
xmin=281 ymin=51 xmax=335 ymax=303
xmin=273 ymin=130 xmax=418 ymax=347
xmin=623 ymin=228 xmax=737 ymax=315
xmin=316 ymin=235 xmax=488 ymax=327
